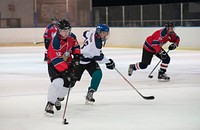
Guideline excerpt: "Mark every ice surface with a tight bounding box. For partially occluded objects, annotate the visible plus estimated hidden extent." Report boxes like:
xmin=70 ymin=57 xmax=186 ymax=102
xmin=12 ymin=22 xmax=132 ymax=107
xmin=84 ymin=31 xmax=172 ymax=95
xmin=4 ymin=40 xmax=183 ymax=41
xmin=0 ymin=46 xmax=200 ymax=130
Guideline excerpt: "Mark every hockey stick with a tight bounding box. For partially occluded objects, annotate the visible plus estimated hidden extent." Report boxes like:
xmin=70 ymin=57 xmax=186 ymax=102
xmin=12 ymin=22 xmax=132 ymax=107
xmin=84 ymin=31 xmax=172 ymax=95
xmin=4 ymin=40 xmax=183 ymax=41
xmin=148 ymin=50 xmax=170 ymax=78
xmin=115 ymin=68 xmax=155 ymax=100
xmin=33 ymin=41 xmax=44 ymax=44
xmin=62 ymin=86 xmax=71 ymax=125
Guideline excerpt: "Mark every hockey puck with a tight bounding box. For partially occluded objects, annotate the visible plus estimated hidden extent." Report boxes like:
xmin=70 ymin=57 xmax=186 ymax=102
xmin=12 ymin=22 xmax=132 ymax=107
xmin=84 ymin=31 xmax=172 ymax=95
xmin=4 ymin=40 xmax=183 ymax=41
xmin=63 ymin=118 xmax=69 ymax=125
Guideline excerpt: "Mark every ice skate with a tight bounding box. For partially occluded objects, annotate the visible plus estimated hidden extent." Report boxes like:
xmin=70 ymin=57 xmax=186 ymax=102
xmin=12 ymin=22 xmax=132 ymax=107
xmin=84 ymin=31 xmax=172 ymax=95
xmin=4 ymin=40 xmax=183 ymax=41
xmin=85 ymin=90 xmax=95 ymax=105
xmin=45 ymin=102 xmax=54 ymax=116
xmin=158 ymin=70 xmax=170 ymax=81
xmin=128 ymin=64 xmax=134 ymax=76
xmin=55 ymin=97 xmax=64 ymax=111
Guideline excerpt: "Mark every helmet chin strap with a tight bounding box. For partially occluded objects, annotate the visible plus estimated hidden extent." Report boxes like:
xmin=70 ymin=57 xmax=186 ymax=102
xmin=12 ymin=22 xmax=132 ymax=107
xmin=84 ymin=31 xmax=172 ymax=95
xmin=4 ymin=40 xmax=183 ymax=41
xmin=102 ymin=39 xmax=106 ymax=47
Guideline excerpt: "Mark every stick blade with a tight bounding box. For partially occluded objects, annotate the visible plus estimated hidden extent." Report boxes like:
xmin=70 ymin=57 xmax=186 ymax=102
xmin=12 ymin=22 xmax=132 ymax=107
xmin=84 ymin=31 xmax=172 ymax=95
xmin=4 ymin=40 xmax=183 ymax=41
xmin=143 ymin=96 xmax=155 ymax=100
xmin=63 ymin=118 xmax=69 ymax=125
xmin=148 ymin=75 xmax=153 ymax=78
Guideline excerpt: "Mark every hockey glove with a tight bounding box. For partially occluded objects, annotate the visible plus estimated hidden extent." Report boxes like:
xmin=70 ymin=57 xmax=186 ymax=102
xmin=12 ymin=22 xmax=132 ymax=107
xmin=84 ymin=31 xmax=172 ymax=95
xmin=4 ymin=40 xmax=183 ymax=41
xmin=72 ymin=54 xmax=80 ymax=67
xmin=44 ymin=38 xmax=51 ymax=49
xmin=61 ymin=70 xmax=73 ymax=82
xmin=168 ymin=43 xmax=178 ymax=50
xmin=61 ymin=69 xmax=77 ymax=88
xmin=106 ymin=59 xmax=115 ymax=70
xmin=159 ymin=51 xmax=167 ymax=60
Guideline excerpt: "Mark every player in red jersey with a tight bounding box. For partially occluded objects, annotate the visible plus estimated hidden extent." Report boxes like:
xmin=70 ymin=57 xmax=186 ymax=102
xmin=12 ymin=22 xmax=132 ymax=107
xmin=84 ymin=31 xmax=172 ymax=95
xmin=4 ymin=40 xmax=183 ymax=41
xmin=45 ymin=19 xmax=81 ymax=115
xmin=128 ymin=22 xmax=180 ymax=80
xmin=43 ymin=17 xmax=58 ymax=61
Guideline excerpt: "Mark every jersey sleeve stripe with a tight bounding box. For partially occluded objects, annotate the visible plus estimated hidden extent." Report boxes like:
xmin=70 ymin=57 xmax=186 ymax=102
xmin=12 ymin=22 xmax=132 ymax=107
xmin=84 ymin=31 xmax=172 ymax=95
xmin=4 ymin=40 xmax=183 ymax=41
xmin=52 ymin=58 xmax=64 ymax=66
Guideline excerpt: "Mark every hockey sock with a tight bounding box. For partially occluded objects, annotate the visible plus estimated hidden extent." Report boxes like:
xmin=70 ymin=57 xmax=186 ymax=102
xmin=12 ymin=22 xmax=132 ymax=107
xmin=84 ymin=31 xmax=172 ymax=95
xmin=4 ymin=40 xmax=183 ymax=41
xmin=160 ymin=63 xmax=168 ymax=71
xmin=89 ymin=70 xmax=102 ymax=91
xmin=134 ymin=62 xmax=148 ymax=70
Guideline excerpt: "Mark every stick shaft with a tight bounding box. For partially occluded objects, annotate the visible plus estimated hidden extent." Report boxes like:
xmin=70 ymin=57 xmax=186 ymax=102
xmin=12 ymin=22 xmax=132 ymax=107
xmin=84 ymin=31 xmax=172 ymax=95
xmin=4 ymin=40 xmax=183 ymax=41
xmin=62 ymin=87 xmax=71 ymax=120
xmin=33 ymin=41 xmax=44 ymax=44
xmin=148 ymin=50 xmax=170 ymax=77
xmin=115 ymin=68 xmax=154 ymax=100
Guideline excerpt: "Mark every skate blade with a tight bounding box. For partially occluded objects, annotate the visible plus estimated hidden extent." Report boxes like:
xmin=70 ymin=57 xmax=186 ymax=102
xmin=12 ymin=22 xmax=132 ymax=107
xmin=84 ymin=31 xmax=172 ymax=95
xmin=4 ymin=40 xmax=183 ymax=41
xmin=44 ymin=112 xmax=53 ymax=117
xmin=128 ymin=69 xmax=132 ymax=76
xmin=85 ymin=100 xmax=94 ymax=105
xmin=55 ymin=106 xmax=61 ymax=111
xmin=157 ymin=78 xmax=170 ymax=82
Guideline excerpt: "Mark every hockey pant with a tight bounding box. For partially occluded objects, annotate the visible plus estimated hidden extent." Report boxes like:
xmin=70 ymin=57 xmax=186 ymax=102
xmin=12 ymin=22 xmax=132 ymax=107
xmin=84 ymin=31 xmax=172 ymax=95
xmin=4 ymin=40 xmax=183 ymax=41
xmin=76 ymin=60 xmax=102 ymax=91
xmin=134 ymin=48 xmax=170 ymax=71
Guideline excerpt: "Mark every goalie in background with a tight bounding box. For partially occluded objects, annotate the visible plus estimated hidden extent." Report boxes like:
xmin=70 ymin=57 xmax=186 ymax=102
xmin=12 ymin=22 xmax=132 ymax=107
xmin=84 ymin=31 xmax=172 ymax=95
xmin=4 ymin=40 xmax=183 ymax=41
xmin=75 ymin=24 xmax=115 ymax=104
xmin=44 ymin=19 xmax=81 ymax=115
xmin=128 ymin=22 xmax=180 ymax=81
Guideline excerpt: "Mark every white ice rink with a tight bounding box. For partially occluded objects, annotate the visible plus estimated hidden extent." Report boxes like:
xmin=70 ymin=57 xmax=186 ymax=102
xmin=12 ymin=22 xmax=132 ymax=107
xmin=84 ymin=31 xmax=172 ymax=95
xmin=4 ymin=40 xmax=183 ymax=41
xmin=0 ymin=46 xmax=200 ymax=130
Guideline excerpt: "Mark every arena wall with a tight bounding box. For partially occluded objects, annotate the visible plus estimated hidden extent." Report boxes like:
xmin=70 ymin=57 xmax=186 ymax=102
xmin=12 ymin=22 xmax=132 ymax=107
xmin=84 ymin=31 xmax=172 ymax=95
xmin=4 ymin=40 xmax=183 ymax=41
xmin=0 ymin=27 xmax=199 ymax=49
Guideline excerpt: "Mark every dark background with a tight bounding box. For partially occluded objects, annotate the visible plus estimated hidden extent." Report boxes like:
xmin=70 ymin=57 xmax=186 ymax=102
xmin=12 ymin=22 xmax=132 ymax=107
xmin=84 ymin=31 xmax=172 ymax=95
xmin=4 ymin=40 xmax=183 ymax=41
xmin=92 ymin=0 xmax=200 ymax=7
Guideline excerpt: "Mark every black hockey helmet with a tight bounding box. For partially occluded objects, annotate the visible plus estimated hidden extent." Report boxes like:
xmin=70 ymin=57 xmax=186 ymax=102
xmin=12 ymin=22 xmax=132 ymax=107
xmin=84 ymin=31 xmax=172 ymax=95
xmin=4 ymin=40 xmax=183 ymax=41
xmin=164 ymin=21 xmax=174 ymax=28
xmin=50 ymin=16 xmax=57 ymax=21
xmin=57 ymin=19 xmax=71 ymax=30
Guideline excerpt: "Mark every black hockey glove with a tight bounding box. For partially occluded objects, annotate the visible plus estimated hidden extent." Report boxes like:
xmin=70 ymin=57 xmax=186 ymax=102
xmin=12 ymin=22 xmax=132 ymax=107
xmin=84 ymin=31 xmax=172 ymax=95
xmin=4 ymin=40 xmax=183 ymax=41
xmin=61 ymin=70 xmax=73 ymax=82
xmin=71 ymin=54 xmax=80 ymax=67
xmin=61 ymin=69 xmax=77 ymax=88
xmin=168 ymin=43 xmax=178 ymax=50
xmin=44 ymin=38 xmax=51 ymax=49
xmin=106 ymin=59 xmax=115 ymax=70
xmin=159 ymin=51 xmax=167 ymax=60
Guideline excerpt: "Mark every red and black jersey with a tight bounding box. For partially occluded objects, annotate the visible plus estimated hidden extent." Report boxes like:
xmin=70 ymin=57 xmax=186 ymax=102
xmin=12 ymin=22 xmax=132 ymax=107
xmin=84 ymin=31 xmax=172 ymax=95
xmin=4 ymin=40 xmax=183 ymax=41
xmin=43 ymin=24 xmax=58 ymax=39
xmin=47 ymin=33 xmax=80 ymax=72
xmin=143 ymin=28 xmax=180 ymax=53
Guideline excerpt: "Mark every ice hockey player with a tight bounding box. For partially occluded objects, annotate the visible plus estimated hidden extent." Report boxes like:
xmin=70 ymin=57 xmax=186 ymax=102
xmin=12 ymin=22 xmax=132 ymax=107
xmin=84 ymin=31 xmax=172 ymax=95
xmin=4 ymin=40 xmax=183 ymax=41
xmin=43 ymin=17 xmax=77 ymax=61
xmin=44 ymin=19 xmax=81 ymax=115
xmin=128 ymin=21 xmax=180 ymax=81
xmin=75 ymin=24 xmax=115 ymax=104
xmin=43 ymin=17 xmax=58 ymax=61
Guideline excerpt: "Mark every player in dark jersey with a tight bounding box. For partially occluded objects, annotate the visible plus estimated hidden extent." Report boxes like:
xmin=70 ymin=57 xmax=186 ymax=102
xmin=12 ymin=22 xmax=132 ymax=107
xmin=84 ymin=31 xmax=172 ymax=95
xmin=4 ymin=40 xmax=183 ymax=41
xmin=128 ymin=22 xmax=180 ymax=81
